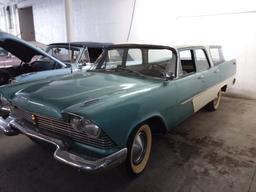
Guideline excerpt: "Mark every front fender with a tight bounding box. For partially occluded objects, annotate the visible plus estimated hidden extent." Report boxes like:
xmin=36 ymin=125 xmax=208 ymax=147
xmin=84 ymin=98 xmax=170 ymax=147
xmin=125 ymin=113 xmax=168 ymax=145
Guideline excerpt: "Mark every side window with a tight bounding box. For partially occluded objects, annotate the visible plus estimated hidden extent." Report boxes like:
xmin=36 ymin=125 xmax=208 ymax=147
xmin=194 ymin=49 xmax=210 ymax=72
xmin=148 ymin=49 xmax=176 ymax=74
xmin=210 ymin=48 xmax=224 ymax=65
xmin=179 ymin=50 xmax=196 ymax=75
xmin=104 ymin=49 xmax=124 ymax=69
xmin=126 ymin=49 xmax=142 ymax=66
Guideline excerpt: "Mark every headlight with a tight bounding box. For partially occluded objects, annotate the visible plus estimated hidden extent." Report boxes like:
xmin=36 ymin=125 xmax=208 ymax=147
xmin=70 ymin=116 xmax=101 ymax=138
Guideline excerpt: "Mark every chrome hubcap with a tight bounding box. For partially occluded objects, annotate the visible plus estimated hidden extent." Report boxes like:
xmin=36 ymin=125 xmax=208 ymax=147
xmin=131 ymin=131 xmax=147 ymax=165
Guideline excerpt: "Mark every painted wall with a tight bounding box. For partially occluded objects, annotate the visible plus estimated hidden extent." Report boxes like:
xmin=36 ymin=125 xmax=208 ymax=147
xmin=128 ymin=0 xmax=256 ymax=97
xmin=1 ymin=0 xmax=134 ymax=44
xmin=0 ymin=0 xmax=67 ymax=44
xmin=31 ymin=0 xmax=66 ymax=44
xmin=173 ymin=13 xmax=256 ymax=97
xmin=0 ymin=0 xmax=255 ymax=97
xmin=72 ymin=0 xmax=134 ymax=43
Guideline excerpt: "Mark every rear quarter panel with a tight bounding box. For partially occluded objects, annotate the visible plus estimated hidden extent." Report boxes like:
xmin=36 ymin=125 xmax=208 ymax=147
xmin=219 ymin=59 xmax=237 ymax=82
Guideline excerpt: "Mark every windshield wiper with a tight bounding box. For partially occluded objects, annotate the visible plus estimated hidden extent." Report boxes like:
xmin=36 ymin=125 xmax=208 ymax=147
xmin=111 ymin=66 xmax=146 ymax=78
xmin=88 ymin=66 xmax=146 ymax=78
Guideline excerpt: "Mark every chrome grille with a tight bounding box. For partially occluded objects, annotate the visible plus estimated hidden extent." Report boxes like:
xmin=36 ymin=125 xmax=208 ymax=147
xmin=11 ymin=107 xmax=115 ymax=149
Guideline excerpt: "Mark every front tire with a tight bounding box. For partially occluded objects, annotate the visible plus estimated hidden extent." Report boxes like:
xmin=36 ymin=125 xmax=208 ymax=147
xmin=126 ymin=124 xmax=152 ymax=176
xmin=205 ymin=90 xmax=222 ymax=111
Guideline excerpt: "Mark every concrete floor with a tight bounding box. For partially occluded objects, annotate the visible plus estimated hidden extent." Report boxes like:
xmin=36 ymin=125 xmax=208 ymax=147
xmin=0 ymin=96 xmax=256 ymax=192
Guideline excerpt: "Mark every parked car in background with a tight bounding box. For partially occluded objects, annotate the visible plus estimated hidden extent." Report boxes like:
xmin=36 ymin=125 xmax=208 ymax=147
xmin=0 ymin=47 xmax=21 ymax=68
xmin=0 ymin=42 xmax=46 ymax=69
xmin=0 ymin=44 xmax=236 ymax=176
xmin=28 ymin=41 xmax=47 ymax=51
xmin=46 ymin=42 xmax=109 ymax=66
xmin=0 ymin=32 xmax=111 ymax=85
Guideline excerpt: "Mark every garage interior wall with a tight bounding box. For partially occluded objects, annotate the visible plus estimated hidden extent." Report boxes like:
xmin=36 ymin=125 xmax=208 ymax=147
xmin=32 ymin=0 xmax=66 ymax=43
xmin=18 ymin=0 xmax=134 ymax=43
xmin=128 ymin=0 xmax=256 ymax=98
xmin=72 ymin=0 xmax=134 ymax=42
xmin=0 ymin=0 xmax=255 ymax=98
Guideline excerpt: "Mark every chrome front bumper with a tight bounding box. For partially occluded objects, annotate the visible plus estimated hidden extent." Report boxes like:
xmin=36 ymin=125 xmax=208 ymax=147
xmin=0 ymin=116 xmax=20 ymax=136
xmin=0 ymin=117 xmax=127 ymax=172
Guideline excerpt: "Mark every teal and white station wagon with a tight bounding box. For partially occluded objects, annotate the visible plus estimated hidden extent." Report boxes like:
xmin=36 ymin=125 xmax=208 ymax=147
xmin=0 ymin=44 xmax=236 ymax=175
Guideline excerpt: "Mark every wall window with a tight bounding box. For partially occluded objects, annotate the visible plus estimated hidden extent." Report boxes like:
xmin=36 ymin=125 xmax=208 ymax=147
xmin=194 ymin=49 xmax=210 ymax=71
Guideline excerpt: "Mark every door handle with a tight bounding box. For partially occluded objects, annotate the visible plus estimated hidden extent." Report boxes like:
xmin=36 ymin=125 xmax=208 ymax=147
xmin=214 ymin=69 xmax=220 ymax=73
xmin=198 ymin=75 xmax=205 ymax=79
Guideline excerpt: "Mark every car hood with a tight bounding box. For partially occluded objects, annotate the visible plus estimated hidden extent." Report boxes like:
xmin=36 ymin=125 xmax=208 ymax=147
xmin=11 ymin=72 xmax=160 ymax=117
xmin=0 ymin=32 xmax=66 ymax=67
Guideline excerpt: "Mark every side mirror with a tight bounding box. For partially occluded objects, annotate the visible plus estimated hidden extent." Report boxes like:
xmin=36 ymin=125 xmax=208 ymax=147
xmin=164 ymin=72 xmax=175 ymax=80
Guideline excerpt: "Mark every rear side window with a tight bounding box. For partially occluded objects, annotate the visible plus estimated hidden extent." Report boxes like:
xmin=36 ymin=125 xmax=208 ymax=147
xmin=179 ymin=50 xmax=196 ymax=75
xmin=194 ymin=49 xmax=210 ymax=72
xmin=210 ymin=47 xmax=224 ymax=65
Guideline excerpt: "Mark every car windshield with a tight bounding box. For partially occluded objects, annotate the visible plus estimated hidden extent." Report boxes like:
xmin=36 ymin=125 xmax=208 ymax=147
xmin=93 ymin=47 xmax=177 ymax=79
xmin=46 ymin=46 xmax=82 ymax=63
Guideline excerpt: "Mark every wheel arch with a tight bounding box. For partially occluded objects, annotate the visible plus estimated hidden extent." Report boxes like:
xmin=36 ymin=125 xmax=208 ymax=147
xmin=126 ymin=114 xmax=168 ymax=146
xmin=221 ymin=85 xmax=227 ymax=92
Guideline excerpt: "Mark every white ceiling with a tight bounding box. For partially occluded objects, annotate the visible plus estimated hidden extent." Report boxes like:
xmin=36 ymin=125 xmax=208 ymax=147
xmin=0 ymin=0 xmax=28 ymax=6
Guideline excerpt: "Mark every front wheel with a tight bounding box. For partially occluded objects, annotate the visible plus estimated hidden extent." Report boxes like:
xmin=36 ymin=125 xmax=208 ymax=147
xmin=126 ymin=124 xmax=152 ymax=176
xmin=205 ymin=90 xmax=222 ymax=111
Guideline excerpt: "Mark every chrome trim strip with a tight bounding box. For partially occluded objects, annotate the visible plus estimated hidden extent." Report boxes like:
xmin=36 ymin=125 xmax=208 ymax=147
xmin=0 ymin=117 xmax=127 ymax=172
xmin=181 ymin=97 xmax=193 ymax=105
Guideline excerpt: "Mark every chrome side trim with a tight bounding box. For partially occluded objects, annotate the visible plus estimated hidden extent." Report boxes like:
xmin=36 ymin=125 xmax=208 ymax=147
xmin=1 ymin=117 xmax=127 ymax=172
xmin=181 ymin=97 xmax=193 ymax=105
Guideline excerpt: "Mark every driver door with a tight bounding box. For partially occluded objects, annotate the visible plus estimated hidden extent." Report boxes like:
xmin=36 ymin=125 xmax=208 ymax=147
xmin=174 ymin=49 xmax=204 ymax=125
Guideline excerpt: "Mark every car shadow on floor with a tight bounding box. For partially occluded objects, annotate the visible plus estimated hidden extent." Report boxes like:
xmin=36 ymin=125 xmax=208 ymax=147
xmin=0 ymin=132 xmax=253 ymax=192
